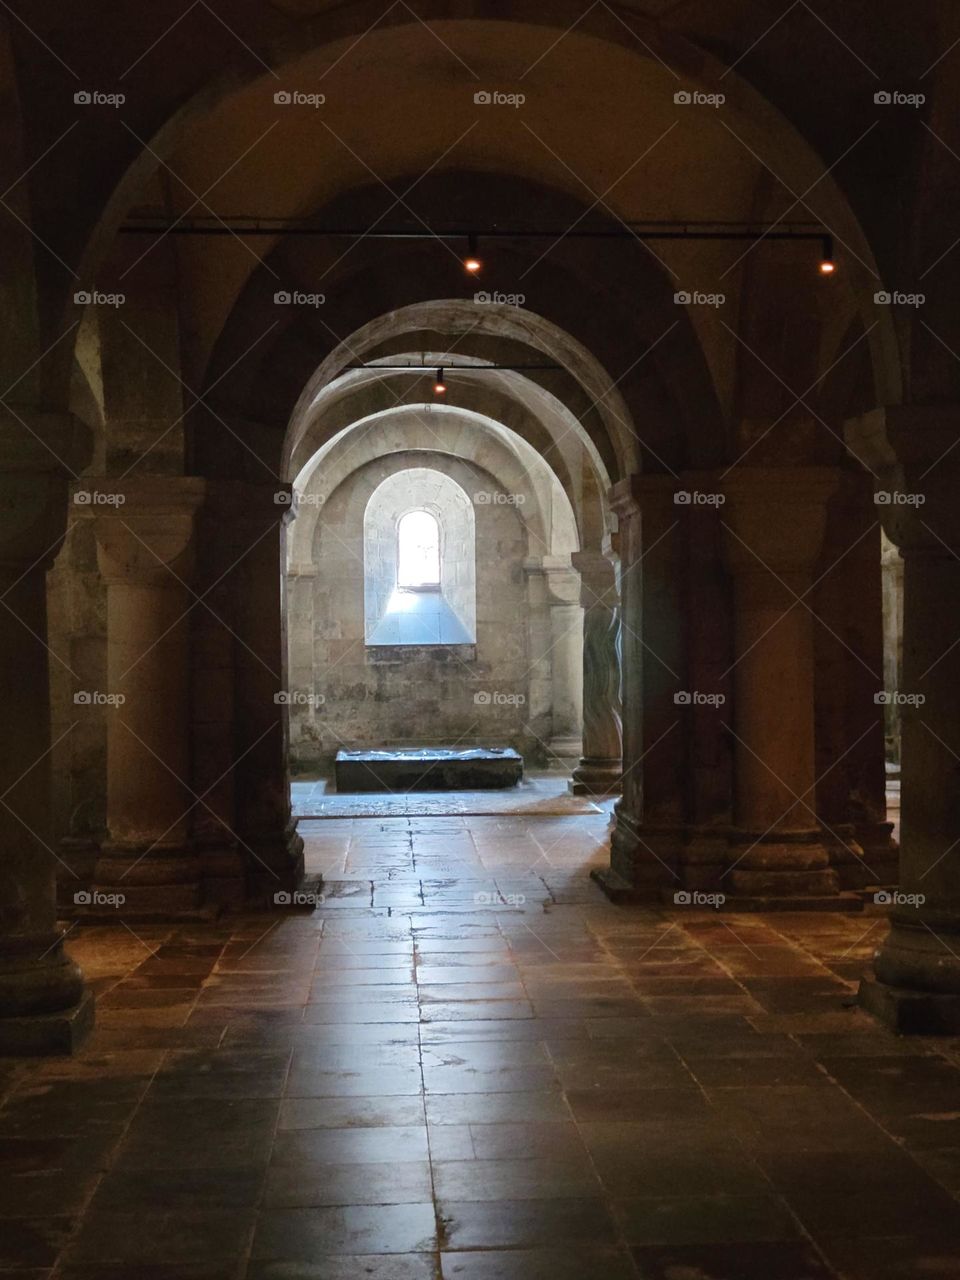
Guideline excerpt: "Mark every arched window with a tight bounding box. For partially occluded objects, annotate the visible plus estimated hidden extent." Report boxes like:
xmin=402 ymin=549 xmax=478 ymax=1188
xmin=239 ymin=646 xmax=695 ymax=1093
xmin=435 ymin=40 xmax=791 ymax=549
xmin=364 ymin=469 xmax=476 ymax=646
xmin=397 ymin=510 xmax=440 ymax=589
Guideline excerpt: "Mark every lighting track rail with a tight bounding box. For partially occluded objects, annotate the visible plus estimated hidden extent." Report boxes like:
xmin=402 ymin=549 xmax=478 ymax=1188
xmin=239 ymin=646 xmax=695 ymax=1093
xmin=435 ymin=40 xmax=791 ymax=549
xmin=118 ymin=220 xmax=835 ymax=272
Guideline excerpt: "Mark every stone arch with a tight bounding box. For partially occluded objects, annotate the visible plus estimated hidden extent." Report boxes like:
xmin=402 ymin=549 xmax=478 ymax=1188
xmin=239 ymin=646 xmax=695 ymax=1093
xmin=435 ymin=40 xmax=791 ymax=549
xmin=285 ymin=442 xmax=581 ymax=768
xmin=46 ymin=0 xmax=900 ymax=434
xmin=288 ymin=403 xmax=578 ymax=566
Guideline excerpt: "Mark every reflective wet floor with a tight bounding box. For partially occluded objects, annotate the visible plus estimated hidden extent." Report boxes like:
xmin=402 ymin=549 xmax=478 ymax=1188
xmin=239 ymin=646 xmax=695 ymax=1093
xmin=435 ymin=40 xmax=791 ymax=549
xmin=4 ymin=808 xmax=960 ymax=1279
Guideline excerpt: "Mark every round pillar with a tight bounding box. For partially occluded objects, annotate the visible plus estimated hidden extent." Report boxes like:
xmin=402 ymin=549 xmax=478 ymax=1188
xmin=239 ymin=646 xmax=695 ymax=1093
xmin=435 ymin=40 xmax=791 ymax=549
xmin=570 ymin=550 xmax=622 ymax=795
xmin=0 ymin=415 xmax=92 ymax=1053
xmin=720 ymin=468 xmax=841 ymax=902
xmin=89 ymin=477 xmax=206 ymax=914
xmin=594 ymin=474 xmax=685 ymax=899
xmin=848 ymin=407 xmax=960 ymax=1031
xmin=231 ymin=484 xmax=304 ymax=905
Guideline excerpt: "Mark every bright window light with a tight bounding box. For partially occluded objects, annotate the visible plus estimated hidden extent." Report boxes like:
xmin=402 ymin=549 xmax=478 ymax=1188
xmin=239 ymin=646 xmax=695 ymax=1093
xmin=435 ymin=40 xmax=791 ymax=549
xmin=397 ymin=510 xmax=440 ymax=589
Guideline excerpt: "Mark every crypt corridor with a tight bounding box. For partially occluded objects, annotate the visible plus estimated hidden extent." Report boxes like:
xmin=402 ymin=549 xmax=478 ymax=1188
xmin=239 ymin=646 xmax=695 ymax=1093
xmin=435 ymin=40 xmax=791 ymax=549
xmin=3 ymin=1 xmax=960 ymax=1277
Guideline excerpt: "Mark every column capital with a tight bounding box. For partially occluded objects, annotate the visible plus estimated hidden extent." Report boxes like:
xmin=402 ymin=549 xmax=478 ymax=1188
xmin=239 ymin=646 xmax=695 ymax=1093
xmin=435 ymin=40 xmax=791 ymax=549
xmin=845 ymin=405 xmax=960 ymax=552
xmin=523 ymin=556 xmax=580 ymax=606
xmin=82 ymin=476 xmax=206 ymax=586
xmin=570 ymin=550 xmax=618 ymax=609
xmin=720 ymin=467 xmax=839 ymax=577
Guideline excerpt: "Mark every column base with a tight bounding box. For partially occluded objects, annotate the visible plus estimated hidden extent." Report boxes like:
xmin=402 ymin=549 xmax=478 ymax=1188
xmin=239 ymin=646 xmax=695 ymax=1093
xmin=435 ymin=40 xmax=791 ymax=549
xmin=547 ymin=736 xmax=582 ymax=768
xmin=679 ymin=827 xmax=731 ymax=893
xmin=822 ymin=821 xmax=899 ymax=890
xmin=0 ymin=989 xmax=94 ymax=1057
xmin=0 ymin=936 xmax=93 ymax=1056
xmin=859 ymin=972 xmax=960 ymax=1035
xmin=243 ymin=819 xmax=307 ymax=908
xmin=90 ymin=841 xmax=204 ymax=916
xmin=200 ymin=843 xmax=248 ymax=912
xmin=724 ymin=832 xmax=841 ymax=899
xmin=602 ymin=812 xmax=683 ymax=897
xmin=872 ymin=912 xmax=960 ymax=993
xmin=590 ymin=865 xmax=661 ymax=904
xmin=855 ymin=820 xmax=900 ymax=885
xmin=597 ymin=823 xmax=862 ymax=910
xmin=716 ymin=891 xmax=862 ymax=913
xmin=570 ymin=758 xmax=622 ymax=796
xmin=822 ymin=824 xmax=869 ymax=891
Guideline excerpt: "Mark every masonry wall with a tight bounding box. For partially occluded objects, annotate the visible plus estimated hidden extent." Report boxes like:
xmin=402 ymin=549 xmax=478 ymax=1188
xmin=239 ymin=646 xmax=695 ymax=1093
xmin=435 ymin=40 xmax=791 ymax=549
xmin=287 ymin=455 xmax=543 ymax=772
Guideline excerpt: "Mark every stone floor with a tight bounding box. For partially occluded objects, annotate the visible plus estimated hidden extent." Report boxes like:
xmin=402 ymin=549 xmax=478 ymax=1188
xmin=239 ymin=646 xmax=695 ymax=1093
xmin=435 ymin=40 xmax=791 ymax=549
xmin=3 ymin=806 xmax=960 ymax=1278
xmin=290 ymin=773 xmax=605 ymax=817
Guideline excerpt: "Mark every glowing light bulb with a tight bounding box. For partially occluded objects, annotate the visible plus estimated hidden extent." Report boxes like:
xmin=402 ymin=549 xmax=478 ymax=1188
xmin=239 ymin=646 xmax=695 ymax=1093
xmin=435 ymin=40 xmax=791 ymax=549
xmin=464 ymin=234 xmax=481 ymax=274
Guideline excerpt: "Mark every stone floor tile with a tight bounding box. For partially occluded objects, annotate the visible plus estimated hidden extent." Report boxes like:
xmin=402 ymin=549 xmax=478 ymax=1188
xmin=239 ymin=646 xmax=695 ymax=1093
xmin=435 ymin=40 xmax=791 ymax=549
xmin=7 ymin=804 xmax=960 ymax=1274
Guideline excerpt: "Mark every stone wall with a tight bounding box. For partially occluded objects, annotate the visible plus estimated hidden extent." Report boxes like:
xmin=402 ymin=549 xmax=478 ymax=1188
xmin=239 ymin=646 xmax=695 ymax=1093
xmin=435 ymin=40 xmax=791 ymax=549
xmin=287 ymin=453 xmax=559 ymax=772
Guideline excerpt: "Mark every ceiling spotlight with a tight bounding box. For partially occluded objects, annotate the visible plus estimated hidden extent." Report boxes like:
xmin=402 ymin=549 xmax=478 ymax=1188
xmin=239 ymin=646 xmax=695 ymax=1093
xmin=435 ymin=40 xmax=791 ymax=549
xmin=463 ymin=233 xmax=481 ymax=274
xmin=433 ymin=368 xmax=447 ymax=395
xmin=819 ymin=237 xmax=835 ymax=275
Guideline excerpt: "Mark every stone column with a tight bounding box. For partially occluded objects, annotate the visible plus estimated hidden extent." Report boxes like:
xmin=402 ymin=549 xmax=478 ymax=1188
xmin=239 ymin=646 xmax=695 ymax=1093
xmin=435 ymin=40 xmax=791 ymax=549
xmin=881 ymin=530 xmax=904 ymax=766
xmin=88 ymin=477 xmax=206 ymax=915
xmin=720 ymin=468 xmax=841 ymax=902
xmin=286 ymin=563 xmax=320 ymax=775
xmin=231 ymin=484 xmax=304 ymax=905
xmin=190 ymin=481 xmax=244 ymax=909
xmin=570 ymin=550 xmax=622 ymax=795
xmin=677 ymin=472 xmax=735 ymax=891
xmin=0 ymin=413 xmax=92 ymax=1053
xmin=547 ymin=562 xmax=584 ymax=762
xmin=594 ymin=474 xmax=685 ymax=899
xmin=50 ymin=517 xmax=106 ymax=901
xmin=847 ymin=406 xmax=960 ymax=1032
xmin=813 ymin=470 xmax=897 ymax=888
xmin=524 ymin=557 xmax=583 ymax=763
